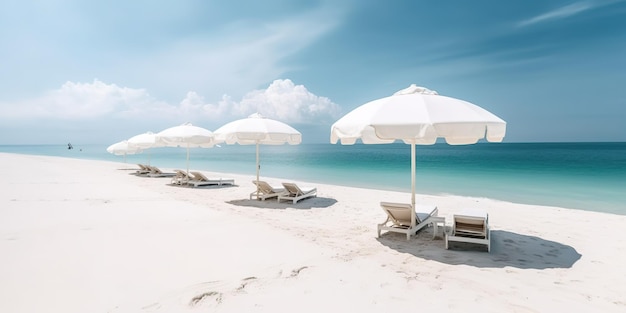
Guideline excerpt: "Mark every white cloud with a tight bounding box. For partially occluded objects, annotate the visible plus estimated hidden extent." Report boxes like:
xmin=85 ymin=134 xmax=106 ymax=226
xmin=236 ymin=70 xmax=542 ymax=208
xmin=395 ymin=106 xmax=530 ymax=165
xmin=233 ymin=79 xmax=341 ymax=123
xmin=0 ymin=79 xmax=168 ymax=119
xmin=0 ymin=79 xmax=341 ymax=125
xmin=179 ymin=92 xmax=233 ymax=119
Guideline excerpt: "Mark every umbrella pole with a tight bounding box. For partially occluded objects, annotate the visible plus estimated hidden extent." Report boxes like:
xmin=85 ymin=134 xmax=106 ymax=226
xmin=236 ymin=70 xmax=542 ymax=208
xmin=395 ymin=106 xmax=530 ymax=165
xmin=186 ymin=143 xmax=190 ymax=175
xmin=411 ymin=142 xmax=416 ymax=228
xmin=256 ymin=142 xmax=260 ymax=199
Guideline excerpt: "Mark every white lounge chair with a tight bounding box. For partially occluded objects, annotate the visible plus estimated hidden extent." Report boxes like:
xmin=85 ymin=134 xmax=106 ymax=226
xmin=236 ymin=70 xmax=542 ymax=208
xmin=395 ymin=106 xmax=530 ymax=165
xmin=277 ymin=183 xmax=317 ymax=204
xmin=146 ymin=165 xmax=176 ymax=177
xmin=171 ymin=169 xmax=193 ymax=185
xmin=445 ymin=209 xmax=491 ymax=252
xmin=250 ymin=180 xmax=285 ymax=201
xmin=377 ymin=202 xmax=439 ymax=240
xmin=135 ymin=164 xmax=151 ymax=175
xmin=188 ymin=171 xmax=235 ymax=187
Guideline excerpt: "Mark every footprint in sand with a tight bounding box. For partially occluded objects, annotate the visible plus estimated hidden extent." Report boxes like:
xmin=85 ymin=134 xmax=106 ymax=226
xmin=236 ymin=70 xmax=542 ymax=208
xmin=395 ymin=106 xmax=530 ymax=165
xmin=289 ymin=266 xmax=308 ymax=278
xmin=110 ymin=266 xmax=308 ymax=312
xmin=189 ymin=291 xmax=223 ymax=307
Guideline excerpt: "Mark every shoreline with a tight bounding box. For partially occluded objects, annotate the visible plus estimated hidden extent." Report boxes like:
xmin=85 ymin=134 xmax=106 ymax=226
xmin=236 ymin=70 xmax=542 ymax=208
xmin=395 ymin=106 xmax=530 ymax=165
xmin=2 ymin=142 xmax=625 ymax=215
xmin=1 ymin=153 xmax=625 ymax=312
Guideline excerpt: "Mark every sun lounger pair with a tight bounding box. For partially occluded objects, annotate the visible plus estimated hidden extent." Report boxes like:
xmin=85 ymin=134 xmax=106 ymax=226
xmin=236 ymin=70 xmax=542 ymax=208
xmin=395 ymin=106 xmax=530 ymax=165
xmin=146 ymin=165 xmax=176 ymax=177
xmin=170 ymin=170 xmax=234 ymax=187
xmin=251 ymin=181 xmax=317 ymax=203
xmin=445 ymin=209 xmax=490 ymax=252
xmin=135 ymin=164 xmax=176 ymax=177
xmin=378 ymin=202 xmax=491 ymax=251
xmin=187 ymin=171 xmax=234 ymax=187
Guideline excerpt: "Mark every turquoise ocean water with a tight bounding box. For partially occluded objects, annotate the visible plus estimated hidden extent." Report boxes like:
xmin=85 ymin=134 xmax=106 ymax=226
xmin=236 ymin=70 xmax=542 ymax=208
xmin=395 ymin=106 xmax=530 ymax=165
xmin=1 ymin=142 xmax=625 ymax=215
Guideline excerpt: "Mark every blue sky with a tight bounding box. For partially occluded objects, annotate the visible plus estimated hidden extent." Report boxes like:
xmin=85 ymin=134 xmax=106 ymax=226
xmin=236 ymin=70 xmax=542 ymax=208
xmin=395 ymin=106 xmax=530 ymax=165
xmin=0 ymin=0 xmax=624 ymax=144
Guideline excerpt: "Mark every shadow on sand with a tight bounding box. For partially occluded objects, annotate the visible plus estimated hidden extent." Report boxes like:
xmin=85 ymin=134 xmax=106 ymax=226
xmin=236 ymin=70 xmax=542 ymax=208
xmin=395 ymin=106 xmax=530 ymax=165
xmin=227 ymin=197 xmax=338 ymax=210
xmin=377 ymin=229 xmax=581 ymax=269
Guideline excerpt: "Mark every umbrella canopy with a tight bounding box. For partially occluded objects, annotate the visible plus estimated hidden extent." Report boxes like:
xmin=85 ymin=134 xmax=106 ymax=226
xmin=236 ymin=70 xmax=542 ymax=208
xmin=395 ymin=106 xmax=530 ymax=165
xmin=106 ymin=140 xmax=143 ymax=156
xmin=213 ymin=113 xmax=301 ymax=197
xmin=331 ymin=84 xmax=506 ymax=145
xmin=128 ymin=131 xmax=161 ymax=149
xmin=106 ymin=140 xmax=142 ymax=163
xmin=330 ymin=84 xmax=506 ymax=226
xmin=127 ymin=131 xmax=162 ymax=165
xmin=155 ymin=123 xmax=215 ymax=174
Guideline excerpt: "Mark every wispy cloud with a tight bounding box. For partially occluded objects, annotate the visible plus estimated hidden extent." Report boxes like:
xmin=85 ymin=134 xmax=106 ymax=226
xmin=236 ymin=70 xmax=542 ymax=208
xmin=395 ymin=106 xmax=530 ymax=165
xmin=518 ymin=1 xmax=595 ymax=27
xmin=0 ymin=1 xmax=346 ymax=104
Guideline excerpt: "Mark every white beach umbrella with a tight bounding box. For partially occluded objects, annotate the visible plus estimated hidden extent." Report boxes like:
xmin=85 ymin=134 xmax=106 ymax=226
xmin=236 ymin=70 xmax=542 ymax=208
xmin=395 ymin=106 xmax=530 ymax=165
xmin=155 ymin=123 xmax=216 ymax=174
xmin=106 ymin=140 xmax=143 ymax=163
xmin=330 ymin=84 xmax=506 ymax=224
xmin=127 ymin=131 xmax=162 ymax=165
xmin=213 ymin=113 xmax=301 ymax=197
xmin=128 ymin=131 xmax=161 ymax=149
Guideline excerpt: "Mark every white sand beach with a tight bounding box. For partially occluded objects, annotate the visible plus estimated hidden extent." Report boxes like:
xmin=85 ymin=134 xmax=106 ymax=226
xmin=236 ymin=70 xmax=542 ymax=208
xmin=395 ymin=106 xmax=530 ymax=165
xmin=1 ymin=153 xmax=625 ymax=313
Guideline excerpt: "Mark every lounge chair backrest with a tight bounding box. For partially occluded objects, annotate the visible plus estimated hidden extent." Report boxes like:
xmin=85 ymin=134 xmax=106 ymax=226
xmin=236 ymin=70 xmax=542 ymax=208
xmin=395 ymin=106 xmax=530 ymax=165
xmin=282 ymin=183 xmax=302 ymax=196
xmin=387 ymin=207 xmax=412 ymax=226
xmin=380 ymin=202 xmax=417 ymax=226
xmin=254 ymin=181 xmax=274 ymax=194
xmin=454 ymin=214 xmax=488 ymax=237
xmin=148 ymin=165 xmax=163 ymax=174
xmin=190 ymin=171 xmax=208 ymax=181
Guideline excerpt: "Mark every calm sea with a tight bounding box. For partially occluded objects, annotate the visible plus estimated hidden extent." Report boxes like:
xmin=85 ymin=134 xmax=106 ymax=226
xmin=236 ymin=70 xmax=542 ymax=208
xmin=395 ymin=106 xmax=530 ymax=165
xmin=1 ymin=142 xmax=625 ymax=215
